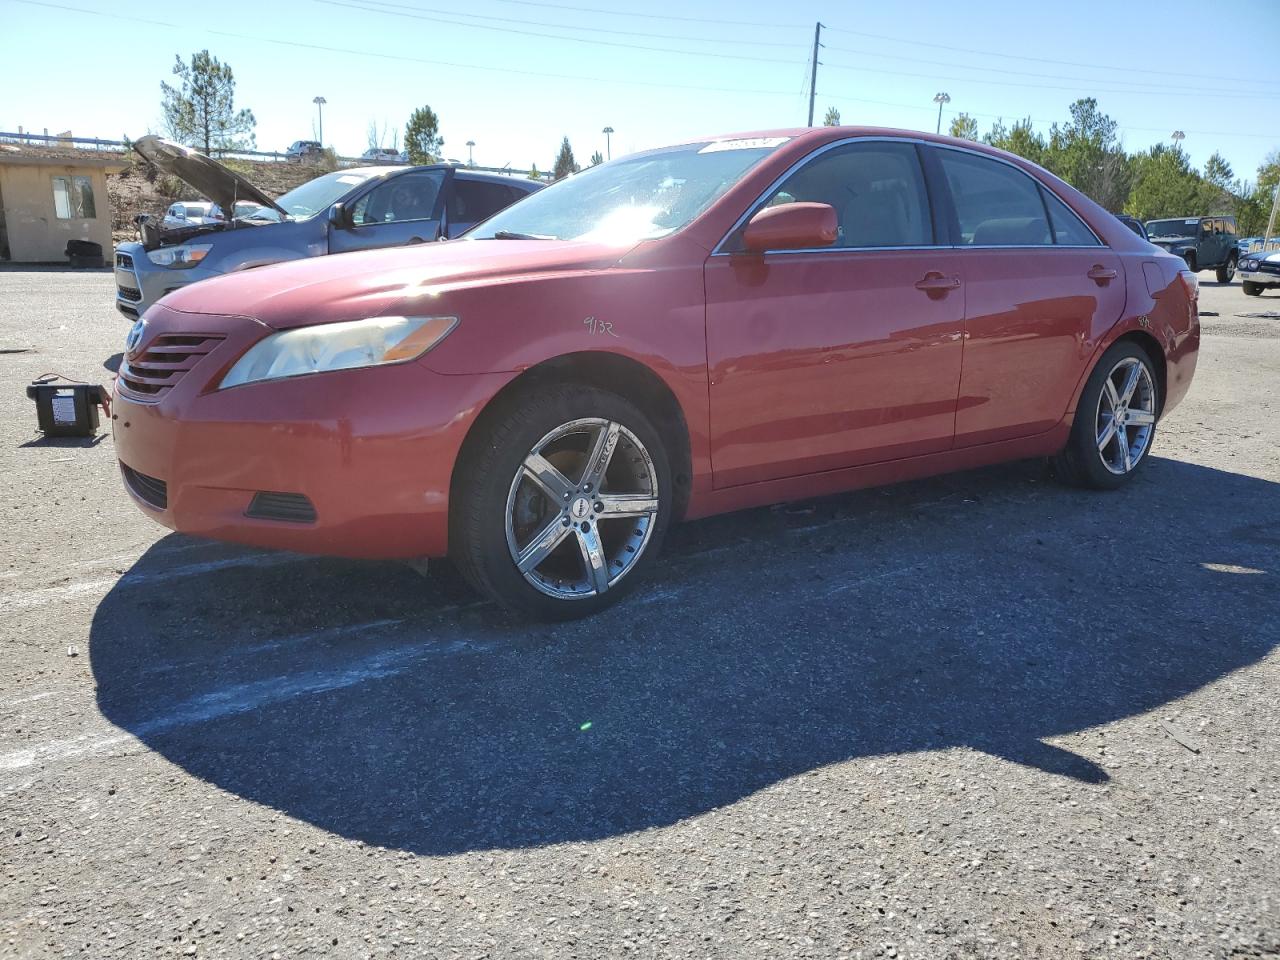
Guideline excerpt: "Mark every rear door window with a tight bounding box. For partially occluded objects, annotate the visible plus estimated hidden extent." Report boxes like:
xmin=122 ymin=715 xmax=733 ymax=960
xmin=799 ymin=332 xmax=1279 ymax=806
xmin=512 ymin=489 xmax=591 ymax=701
xmin=1041 ymin=190 xmax=1100 ymax=246
xmin=936 ymin=149 xmax=1051 ymax=246
xmin=448 ymin=179 xmax=520 ymax=224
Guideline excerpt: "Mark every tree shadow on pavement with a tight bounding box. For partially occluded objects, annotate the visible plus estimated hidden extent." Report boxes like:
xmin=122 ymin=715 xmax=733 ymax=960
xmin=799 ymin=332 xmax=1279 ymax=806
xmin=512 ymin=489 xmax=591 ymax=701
xmin=90 ymin=457 xmax=1280 ymax=854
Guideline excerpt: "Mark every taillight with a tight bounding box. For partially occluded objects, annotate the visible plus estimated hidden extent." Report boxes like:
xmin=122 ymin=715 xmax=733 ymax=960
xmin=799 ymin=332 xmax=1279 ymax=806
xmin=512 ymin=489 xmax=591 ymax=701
xmin=1177 ymin=269 xmax=1199 ymax=302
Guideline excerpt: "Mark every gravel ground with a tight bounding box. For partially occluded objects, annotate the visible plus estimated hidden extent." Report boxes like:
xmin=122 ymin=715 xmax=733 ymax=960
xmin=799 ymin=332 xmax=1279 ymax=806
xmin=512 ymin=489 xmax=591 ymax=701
xmin=1 ymin=269 xmax=1277 ymax=959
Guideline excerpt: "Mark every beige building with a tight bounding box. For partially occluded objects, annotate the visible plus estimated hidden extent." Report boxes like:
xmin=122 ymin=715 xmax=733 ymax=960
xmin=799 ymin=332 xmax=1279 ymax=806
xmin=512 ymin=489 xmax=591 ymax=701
xmin=0 ymin=150 xmax=125 ymax=262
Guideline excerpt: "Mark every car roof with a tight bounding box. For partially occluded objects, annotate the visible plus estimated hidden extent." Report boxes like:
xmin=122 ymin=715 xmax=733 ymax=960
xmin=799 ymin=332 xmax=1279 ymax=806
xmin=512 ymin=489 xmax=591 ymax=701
xmin=454 ymin=169 xmax=542 ymax=188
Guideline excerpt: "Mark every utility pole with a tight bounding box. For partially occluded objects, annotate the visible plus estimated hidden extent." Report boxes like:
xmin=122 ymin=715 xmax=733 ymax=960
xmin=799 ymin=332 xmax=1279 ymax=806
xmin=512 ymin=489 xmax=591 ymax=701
xmin=312 ymin=96 xmax=327 ymax=145
xmin=1265 ymin=181 xmax=1280 ymax=248
xmin=933 ymin=92 xmax=950 ymax=135
xmin=602 ymin=126 xmax=614 ymax=161
xmin=806 ymin=23 xmax=823 ymax=127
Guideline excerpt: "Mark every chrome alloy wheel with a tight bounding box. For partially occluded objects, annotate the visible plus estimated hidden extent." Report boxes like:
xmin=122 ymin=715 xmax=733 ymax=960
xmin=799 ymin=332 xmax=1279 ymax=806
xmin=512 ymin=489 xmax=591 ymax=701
xmin=1095 ymin=356 xmax=1156 ymax=475
xmin=504 ymin=418 xmax=660 ymax=600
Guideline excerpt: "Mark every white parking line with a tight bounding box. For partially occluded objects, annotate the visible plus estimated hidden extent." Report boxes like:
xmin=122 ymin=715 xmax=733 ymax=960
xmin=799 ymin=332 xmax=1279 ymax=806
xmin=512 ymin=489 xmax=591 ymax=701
xmin=0 ymin=551 xmax=311 ymax=613
xmin=821 ymin=563 xmax=923 ymax=598
xmin=0 ymin=633 xmax=493 ymax=776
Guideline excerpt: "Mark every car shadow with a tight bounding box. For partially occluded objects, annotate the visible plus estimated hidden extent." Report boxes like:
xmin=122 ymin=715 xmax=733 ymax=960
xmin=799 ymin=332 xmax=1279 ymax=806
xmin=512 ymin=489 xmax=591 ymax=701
xmin=90 ymin=457 xmax=1279 ymax=854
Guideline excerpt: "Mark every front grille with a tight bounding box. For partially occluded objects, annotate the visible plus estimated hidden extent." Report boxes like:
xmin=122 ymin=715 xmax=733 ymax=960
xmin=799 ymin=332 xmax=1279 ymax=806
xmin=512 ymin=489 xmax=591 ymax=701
xmin=117 ymin=283 xmax=142 ymax=302
xmin=1256 ymin=261 xmax=1280 ymax=275
xmin=117 ymin=334 xmax=225 ymax=400
xmin=115 ymin=252 xmax=134 ymax=269
xmin=121 ymin=464 xmax=168 ymax=509
xmin=246 ymin=492 xmax=317 ymax=524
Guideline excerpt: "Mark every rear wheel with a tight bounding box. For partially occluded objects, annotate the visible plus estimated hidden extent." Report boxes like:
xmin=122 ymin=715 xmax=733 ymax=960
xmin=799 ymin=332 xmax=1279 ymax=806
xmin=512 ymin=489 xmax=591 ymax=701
xmin=451 ymin=383 xmax=672 ymax=620
xmin=1053 ymin=342 xmax=1159 ymax=490
xmin=1243 ymin=281 xmax=1263 ymax=297
xmin=1216 ymin=254 xmax=1237 ymax=284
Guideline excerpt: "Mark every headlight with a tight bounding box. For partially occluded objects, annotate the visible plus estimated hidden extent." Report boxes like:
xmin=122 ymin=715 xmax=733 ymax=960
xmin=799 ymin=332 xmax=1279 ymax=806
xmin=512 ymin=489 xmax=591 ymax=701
xmin=219 ymin=315 xmax=458 ymax=389
xmin=1242 ymin=259 xmax=1258 ymax=270
xmin=146 ymin=244 xmax=213 ymax=269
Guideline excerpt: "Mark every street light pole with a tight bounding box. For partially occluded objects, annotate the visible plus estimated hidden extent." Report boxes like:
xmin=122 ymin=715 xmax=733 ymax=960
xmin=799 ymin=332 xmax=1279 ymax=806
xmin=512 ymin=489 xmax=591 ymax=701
xmin=1171 ymin=130 xmax=1186 ymax=150
xmin=933 ymin=92 xmax=950 ymax=135
xmin=312 ymin=96 xmax=327 ymax=146
xmin=466 ymin=140 xmax=475 ymax=166
xmin=602 ymin=126 xmax=614 ymax=161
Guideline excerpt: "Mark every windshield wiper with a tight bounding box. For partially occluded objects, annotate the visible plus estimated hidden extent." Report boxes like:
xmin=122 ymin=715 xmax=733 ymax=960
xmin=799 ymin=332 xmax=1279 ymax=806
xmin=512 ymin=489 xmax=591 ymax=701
xmin=491 ymin=230 xmax=554 ymax=240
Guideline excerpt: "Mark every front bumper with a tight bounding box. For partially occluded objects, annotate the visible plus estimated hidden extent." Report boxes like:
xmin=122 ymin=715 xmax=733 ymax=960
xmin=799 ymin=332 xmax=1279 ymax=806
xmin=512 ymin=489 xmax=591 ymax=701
xmin=112 ymin=303 xmax=510 ymax=559
xmin=1238 ymin=263 xmax=1280 ymax=287
xmin=114 ymin=243 xmax=213 ymax=320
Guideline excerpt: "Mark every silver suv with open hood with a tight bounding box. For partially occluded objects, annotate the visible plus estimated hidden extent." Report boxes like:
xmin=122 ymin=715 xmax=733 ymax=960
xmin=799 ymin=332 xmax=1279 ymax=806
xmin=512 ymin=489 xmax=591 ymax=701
xmin=113 ymin=136 xmax=541 ymax=319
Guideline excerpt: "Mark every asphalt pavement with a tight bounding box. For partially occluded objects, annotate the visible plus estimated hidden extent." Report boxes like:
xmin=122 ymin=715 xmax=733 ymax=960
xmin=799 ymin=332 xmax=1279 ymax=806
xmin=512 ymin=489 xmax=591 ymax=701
xmin=1 ymin=268 xmax=1277 ymax=959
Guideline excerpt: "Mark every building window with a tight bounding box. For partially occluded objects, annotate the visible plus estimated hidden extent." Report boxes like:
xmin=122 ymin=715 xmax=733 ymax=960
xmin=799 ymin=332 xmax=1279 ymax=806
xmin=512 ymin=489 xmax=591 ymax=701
xmin=52 ymin=176 xmax=97 ymax=219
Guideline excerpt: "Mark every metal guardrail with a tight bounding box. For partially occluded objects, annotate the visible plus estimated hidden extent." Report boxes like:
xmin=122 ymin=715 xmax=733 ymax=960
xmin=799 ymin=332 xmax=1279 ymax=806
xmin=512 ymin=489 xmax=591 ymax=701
xmin=0 ymin=131 xmax=543 ymax=178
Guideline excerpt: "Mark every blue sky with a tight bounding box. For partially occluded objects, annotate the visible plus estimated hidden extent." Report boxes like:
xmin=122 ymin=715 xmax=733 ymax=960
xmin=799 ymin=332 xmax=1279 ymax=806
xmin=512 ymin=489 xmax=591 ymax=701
xmin=3 ymin=0 xmax=1276 ymax=180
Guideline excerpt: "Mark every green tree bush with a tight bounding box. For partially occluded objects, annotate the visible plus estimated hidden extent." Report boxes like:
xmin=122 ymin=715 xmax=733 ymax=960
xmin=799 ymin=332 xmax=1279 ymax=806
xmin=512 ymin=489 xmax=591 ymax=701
xmin=160 ymin=50 xmax=256 ymax=154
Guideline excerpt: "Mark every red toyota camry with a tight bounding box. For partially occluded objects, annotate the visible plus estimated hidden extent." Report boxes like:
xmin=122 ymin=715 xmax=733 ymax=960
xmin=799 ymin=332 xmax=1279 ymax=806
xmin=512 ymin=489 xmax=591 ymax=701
xmin=113 ymin=128 xmax=1199 ymax=619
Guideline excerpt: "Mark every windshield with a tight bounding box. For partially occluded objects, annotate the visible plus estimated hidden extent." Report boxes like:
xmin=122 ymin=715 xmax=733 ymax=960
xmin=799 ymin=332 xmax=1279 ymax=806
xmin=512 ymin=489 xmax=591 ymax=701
xmin=267 ymin=170 xmax=380 ymax=219
xmin=469 ymin=138 xmax=789 ymax=243
xmin=1146 ymin=219 xmax=1197 ymax=238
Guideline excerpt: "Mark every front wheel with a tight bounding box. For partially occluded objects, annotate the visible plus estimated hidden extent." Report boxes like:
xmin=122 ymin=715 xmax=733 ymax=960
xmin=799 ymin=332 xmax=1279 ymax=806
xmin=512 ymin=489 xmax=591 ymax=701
xmin=1183 ymin=252 xmax=1198 ymax=273
xmin=1053 ymin=342 xmax=1160 ymax=490
xmin=1216 ymin=254 xmax=1236 ymax=284
xmin=451 ymin=383 xmax=672 ymax=620
xmin=1243 ymin=281 xmax=1263 ymax=297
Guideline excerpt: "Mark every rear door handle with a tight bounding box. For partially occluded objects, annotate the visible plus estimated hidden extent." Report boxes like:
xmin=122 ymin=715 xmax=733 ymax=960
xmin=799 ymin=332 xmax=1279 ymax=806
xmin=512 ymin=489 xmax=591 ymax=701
xmin=914 ymin=273 xmax=961 ymax=293
xmin=1088 ymin=265 xmax=1118 ymax=283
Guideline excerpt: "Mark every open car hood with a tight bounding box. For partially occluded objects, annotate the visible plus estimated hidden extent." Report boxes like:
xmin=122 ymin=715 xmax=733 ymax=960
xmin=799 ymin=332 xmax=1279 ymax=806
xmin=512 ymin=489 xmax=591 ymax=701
xmin=132 ymin=136 xmax=287 ymax=218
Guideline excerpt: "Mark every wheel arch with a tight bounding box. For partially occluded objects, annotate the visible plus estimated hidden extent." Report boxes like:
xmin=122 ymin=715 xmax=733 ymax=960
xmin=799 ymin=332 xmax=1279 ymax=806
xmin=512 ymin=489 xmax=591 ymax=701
xmin=1110 ymin=330 xmax=1168 ymax=417
xmin=450 ymin=351 xmax=694 ymax=525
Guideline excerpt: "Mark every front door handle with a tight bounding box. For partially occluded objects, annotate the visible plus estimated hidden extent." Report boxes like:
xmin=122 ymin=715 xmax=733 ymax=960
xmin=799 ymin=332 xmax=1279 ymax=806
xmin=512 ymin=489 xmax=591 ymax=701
xmin=914 ymin=273 xmax=961 ymax=293
xmin=1088 ymin=265 xmax=1118 ymax=284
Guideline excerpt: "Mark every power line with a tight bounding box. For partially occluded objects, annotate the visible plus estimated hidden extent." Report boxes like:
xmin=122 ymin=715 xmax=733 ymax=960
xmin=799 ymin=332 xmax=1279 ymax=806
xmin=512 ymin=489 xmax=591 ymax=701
xmin=342 ymin=0 xmax=806 ymax=46
xmin=823 ymin=43 xmax=1250 ymax=97
xmin=488 ymin=0 xmax=803 ymax=29
xmin=8 ymin=0 xmax=806 ymax=98
xmin=315 ymin=0 xmax=801 ymax=64
xmin=823 ymin=26 xmax=1250 ymax=86
xmin=13 ymin=0 xmax=1279 ymax=143
xmin=492 ymin=0 xmax=1261 ymax=88
xmin=819 ymin=57 xmax=1280 ymax=101
xmin=316 ymin=0 xmax=1280 ymax=101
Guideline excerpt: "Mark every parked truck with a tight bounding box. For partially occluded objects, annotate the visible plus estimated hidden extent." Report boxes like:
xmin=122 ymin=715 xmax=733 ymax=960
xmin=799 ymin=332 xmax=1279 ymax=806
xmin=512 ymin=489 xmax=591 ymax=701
xmin=1145 ymin=215 xmax=1239 ymax=283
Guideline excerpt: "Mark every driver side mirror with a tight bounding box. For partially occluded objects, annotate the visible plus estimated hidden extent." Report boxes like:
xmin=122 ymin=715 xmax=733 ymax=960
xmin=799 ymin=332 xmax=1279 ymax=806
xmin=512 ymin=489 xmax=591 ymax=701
xmin=741 ymin=202 xmax=838 ymax=253
xmin=328 ymin=202 xmax=353 ymax=230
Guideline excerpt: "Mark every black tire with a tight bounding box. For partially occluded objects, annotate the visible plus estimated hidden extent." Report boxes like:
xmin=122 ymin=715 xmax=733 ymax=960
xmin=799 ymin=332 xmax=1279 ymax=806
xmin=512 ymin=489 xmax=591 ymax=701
xmin=1053 ymin=341 xmax=1160 ymax=490
xmin=1215 ymin=253 xmax=1236 ymax=284
xmin=1243 ymin=281 xmax=1263 ymax=297
xmin=451 ymin=382 xmax=673 ymax=620
xmin=1183 ymin=252 xmax=1197 ymax=273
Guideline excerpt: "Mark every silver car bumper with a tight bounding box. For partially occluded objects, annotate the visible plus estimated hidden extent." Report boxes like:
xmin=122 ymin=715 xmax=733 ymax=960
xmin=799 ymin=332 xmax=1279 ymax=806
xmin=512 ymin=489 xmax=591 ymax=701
xmin=113 ymin=242 xmax=209 ymax=319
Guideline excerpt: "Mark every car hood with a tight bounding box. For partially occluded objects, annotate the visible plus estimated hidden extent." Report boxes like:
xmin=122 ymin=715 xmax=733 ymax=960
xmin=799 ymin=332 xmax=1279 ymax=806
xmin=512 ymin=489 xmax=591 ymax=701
xmin=133 ymin=136 xmax=287 ymax=217
xmin=157 ymin=239 xmax=635 ymax=329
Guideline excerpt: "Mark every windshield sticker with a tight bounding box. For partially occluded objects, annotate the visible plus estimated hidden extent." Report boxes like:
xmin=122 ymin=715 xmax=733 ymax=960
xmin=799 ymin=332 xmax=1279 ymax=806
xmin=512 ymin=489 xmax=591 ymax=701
xmin=698 ymin=137 xmax=790 ymax=154
xmin=1185 ymin=219 xmax=1198 ymax=225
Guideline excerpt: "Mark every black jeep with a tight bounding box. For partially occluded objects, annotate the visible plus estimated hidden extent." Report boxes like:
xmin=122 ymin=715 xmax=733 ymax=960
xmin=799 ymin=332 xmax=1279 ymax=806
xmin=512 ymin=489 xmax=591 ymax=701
xmin=1145 ymin=215 xmax=1239 ymax=282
